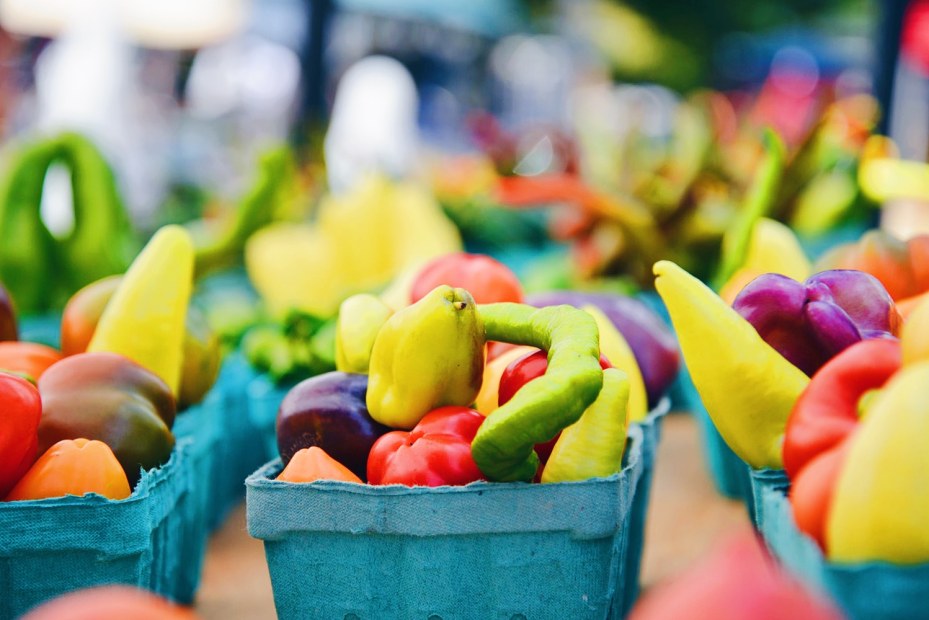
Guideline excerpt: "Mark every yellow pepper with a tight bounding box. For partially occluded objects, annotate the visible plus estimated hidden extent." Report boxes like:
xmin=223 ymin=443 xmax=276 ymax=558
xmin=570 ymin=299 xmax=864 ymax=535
xmin=827 ymin=362 xmax=929 ymax=564
xmin=583 ymin=305 xmax=647 ymax=422
xmin=88 ymin=226 xmax=194 ymax=395
xmin=654 ymin=260 xmax=809 ymax=469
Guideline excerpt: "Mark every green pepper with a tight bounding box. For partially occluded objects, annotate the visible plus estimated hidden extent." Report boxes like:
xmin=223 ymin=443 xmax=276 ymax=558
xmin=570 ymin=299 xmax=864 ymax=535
xmin=37 ymin=352 xmax=176 ymax=485
xmin=471 ymin=303 xmax=604 ymax=482
xmin=0 ymin=132 xmax=138 ymax=313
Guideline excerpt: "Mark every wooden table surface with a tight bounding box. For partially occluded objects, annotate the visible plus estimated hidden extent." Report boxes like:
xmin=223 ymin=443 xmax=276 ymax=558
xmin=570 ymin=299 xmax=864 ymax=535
xmin=193 ymin=413 xmax=749 ymax=619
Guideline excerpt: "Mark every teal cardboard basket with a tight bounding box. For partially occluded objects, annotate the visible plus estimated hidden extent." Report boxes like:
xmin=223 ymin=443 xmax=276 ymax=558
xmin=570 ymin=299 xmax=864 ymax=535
xmin=620 ymin=398 xmax=669 ymax=616
xmin=207 ymin=352 xmax=266 ymax=530
xmin=172 ymin=391 xmax=225 ymax=603
xmin=247 ymin=426 xmax=646 ymax=620
xmin=246 ymin=374 xmax=297 ymax=464
xmin=758 ymin=484 xmax=929 ymax=620
xmin=19 ymin=314 xmax=62 ymax=348
xmin=748 ymin=467 xmax=788 ymax=531
xmin=0 ymin=440 xmax=192 ymax=618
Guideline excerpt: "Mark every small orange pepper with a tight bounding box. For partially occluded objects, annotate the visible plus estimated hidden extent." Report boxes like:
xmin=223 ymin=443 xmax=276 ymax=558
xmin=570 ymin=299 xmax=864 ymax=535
xmin=5 ymin=438 xmax=131 ymax=501
xmin=276 ymin=446 xmax=362 ymax=484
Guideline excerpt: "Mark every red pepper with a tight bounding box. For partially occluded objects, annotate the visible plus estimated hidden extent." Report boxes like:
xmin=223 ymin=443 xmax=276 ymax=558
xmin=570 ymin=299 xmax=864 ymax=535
xmin=367 ymin=406 xmax=486 ymax=487
xmin=0 ymin=373 xmax=42 ymax=497
xmin=783 ymin=339 xmax=901 ymax=548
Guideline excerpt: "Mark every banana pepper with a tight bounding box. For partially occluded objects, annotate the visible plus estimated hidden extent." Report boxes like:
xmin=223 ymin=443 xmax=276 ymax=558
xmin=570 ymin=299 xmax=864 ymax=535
xmin=654 ymin=260 xmax=809 ymax=469
xmin=0 ymin=132 xmax=137 ymax=313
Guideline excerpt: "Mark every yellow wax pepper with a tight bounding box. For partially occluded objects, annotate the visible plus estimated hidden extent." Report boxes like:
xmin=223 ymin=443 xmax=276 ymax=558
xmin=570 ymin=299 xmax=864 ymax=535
xmin=88 ymin=226 xmax=194 ymax=395
xmin=827 ymin=362 xmax=929 ymax=564
xmin=901 ymin=294 xmax=929 ymax=366
xmin=583 ymin=305 xmax=647 ymax=422
xmin=654 ymin=260 xmax=809 ymax=469
xmin=541 ymin=367 xmax=630 ymax=483
xmin=718 ymin=218 xmax=811 ymax=305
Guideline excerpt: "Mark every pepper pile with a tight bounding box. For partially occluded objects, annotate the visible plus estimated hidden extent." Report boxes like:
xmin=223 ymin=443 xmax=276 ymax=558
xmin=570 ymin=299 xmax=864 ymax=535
xmin=656 ymin=240 xmax=929 ymax=564
xmin=272 ymin=252 xmax=679 ymax=487
xmin=0 ymin=226 xmax=220 ymax=502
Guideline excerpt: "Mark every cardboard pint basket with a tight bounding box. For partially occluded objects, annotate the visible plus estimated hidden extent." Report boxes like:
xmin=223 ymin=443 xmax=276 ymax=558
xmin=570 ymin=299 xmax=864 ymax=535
xmin=758 ymin=484 xmax=929 ymax=620
xmin=619 ymin=398 xmax=669 ymax=616
xmin=247 ymin=426 xmax=646 ymax=620
xmin=246 ymin=373 xmax=297 ymax=465
xmin=748 ymin=467 xmax=789 ymax=531
xmin=0 ymin=440 xmax=193 ymax=618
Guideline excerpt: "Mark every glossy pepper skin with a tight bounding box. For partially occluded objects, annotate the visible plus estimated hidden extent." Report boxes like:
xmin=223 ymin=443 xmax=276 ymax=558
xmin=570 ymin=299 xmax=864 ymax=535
xmin=783 ymin=339 xmax=902 ymax=548
xmin=0 ymin=342 xmax=63 ymax=382
xmin=0 ymin=373 xmax=42 ymax=497
xmin=0 ymin=133 xmax=137 ymax=313
xmin=368 ymin=407 xmax=486 ymax=487
xmin=37 ymin=352 xmax=176 ymax=485
xmin=5 ymin=438 xmax=131 ymax=501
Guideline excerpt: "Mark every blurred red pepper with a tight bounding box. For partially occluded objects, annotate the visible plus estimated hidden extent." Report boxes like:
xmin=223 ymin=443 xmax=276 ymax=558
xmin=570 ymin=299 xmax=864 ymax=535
xmin=367 ymin=406 xmax=485 ymax=487
xmin=0 ymin=373 xmax=41 ymax=497
xmin=38 ymin=352 xmax=176 ymax=485
xmin=498 ymin=349 xmax=612 ymax=465
xmin=0 ymin=342 xmax=63 ymax=382
xmin=783 ymin=339 xmax=901 ymax=548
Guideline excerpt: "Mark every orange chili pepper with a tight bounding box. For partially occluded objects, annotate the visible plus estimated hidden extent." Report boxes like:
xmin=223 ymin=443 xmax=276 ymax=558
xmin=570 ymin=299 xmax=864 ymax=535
xmin=5 ymin=438 xmax=131 ymax=501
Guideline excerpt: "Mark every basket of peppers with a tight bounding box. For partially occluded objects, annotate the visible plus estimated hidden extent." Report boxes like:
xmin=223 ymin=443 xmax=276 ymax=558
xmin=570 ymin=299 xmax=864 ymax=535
xmin=655 ymin=238 xmax=929 ymax=620
xmin=246 ymin=252 xmax=679 ymax=620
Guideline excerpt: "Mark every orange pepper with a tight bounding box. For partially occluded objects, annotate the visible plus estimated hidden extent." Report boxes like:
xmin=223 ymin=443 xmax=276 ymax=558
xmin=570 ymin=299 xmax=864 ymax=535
xmin=20 ymin=585 xmax=198 ymax=620
xmin=5 ymin=438 xmax=131 ymax=501
xmin=276 ymin=446 xmax=362 ymax=484
xmin=0 ymin=342 xmax=63 ymax=382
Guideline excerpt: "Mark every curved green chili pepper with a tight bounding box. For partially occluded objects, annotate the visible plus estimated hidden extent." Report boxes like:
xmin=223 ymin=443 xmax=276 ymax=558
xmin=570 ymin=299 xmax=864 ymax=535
xmin=472 ymin=303 xmax=604 ymax=482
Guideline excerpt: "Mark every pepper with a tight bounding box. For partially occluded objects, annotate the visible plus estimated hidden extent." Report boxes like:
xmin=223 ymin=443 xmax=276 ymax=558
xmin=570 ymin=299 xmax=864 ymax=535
xmin=62 ymin=275 xmax=220 ymax=408
xmin=783 ymin=339 xmax=901 ymax=548
xmin=654 ymin=260 xmax=809 ymax=469
xmin=276 ymin=446 xmax=362 ymax=484
xmin=471 ymin=303 xmax=603 ymax=482
xmin=0 ymin=132 xmax=137 ymax=313
xmin=37 ymin=352 xmax=176 ymax=485
xmin=583 ymin=305 xmax=647 ymax=422
xmin=367 ymin=406 xmax=486 ymax=487
xmin=0 ymin=342 xmax=63 ymax=382
xmin=827 ymin=361 xmax=929 ymax=563
xmin=88 ymin=225 xmax=194 ymax=396
xmin=20 ymin=585 xmax=198 ymax=620
xmin=0 ymin=373 xmax=42 ymax=497
xmin=541 ymin=367 xmax=629 ymax=483
xmin=193 ymin=147 xmax=299 ymax=279
xmin=5 ymin=438 xmax=131 ymax=501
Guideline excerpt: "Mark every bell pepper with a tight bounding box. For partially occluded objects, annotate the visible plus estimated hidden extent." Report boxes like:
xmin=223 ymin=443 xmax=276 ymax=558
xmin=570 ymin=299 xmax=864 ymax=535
xmin=541 ymin=367 xmax=629 ymax=483
xmin=0 ymin=373 xmax=42 ymax=497
xmin=37 ymin=352 xmax=176 ymax=485
xmin=0 ymin=133 xmax=137 ymax=313
xmin=276 ymin=446 xmax=362 ymax=484
xmin=20 ymin=585 xmax=198 ymax=620
xmin=0 ymin=342 xmax=63 ymax=382
xmin=902 ymin=293 xmax=929 ymax=365
xmin=5 ymin=438 xmax=131 ymax=501
xmin=0 ymin=282 xmax=17 ymax=342
xmin=367 ymin=406 xmax=486 ymax=487
xmin=717 ymin=217 xmax=811 ymax=305
xmin=473 ymin=345 xmax=536 ymax=414
xmin=654 ymin=260 xmax=809 ymax=469
xmin=471 ymin=303 xmax=604 ymax=482
xmin=64 ymin=275 xmax=222 ymax=407
xmin=816 ymin=230 xmax=929 ymax=317
xmin=827 ymin=361 xmax=929 ymax=563
xmin=88 ymin=226 xmax=194 ymax=396
xmin=783 ymin=339 xmax=902 ymax=548
xmin=732 ymin=270 xmax=900 ymax=377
